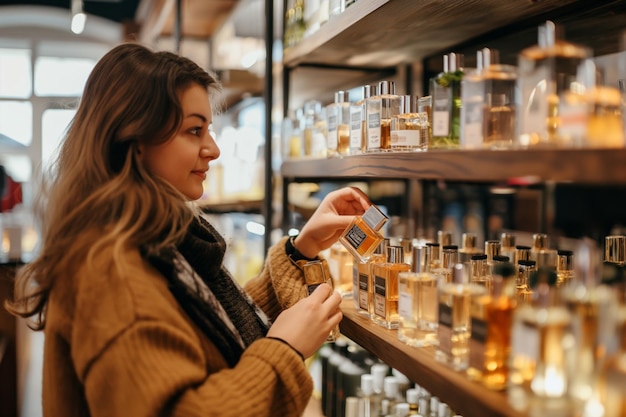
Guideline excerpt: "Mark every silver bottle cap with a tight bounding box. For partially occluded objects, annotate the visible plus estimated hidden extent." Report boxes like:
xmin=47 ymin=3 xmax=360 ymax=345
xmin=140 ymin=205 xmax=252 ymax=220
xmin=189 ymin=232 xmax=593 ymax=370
xmin=461 ymin=233 xmax=477 ymax=250
xmin=374 ymin=238 xmax=390 ymax=256
xmin=557 ymin=249 xmax=574 ymax=272
xmin=335 ymin=90 xmax=349 ymax=103
xmin=401 ymin=95 xmax=416 ymax=114
xmin=605 ymin=235 xmax=626 ymax=264
xmin=378 ymin=80 xmax=395 ymax=95
xmin=387 ymin=246 xmax=404 ymax=264
xmin=532 ymin=233 xmax=549 ymax=250
xmin=412 ymin=245 xmax=424 ymax=273
xmin=452 ymin=263 xmax=466 ymax=284
xmin=481 ymin=47 xmax=499 ymax=68
xmin=448 ymin=52 xmax=464 ymax=72
xmin=362 ymin=205 xmax=389 ymax=231
xmin=485 ymin=240 xmax=501 ymax=261
xmin=361 ymin=84 xmax=373 ymax=100
xmin=501 ymin=232 xmax=516 ymax=248
xmin=360 ymin=374 xmax=374 ymax=396
xmin=442 ymin=54 xmax=449 ymax=73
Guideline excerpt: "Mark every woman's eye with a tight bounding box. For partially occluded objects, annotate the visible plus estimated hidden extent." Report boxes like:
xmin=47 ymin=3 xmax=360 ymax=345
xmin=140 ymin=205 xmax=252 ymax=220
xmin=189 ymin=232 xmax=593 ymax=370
xmin=189 ymin=127 xmax=202 ymax=136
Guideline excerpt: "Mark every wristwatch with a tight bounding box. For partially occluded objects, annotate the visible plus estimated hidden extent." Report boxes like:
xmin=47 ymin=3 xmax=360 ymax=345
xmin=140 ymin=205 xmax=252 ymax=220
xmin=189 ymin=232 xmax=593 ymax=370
xmin=285 ymin=236 xmax=318 ymax=268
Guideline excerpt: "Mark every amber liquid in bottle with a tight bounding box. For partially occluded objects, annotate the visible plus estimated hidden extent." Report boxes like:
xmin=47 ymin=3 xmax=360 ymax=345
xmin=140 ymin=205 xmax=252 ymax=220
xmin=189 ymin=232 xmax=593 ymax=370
xmin=373 ymin=246 xmax=410 ymax=329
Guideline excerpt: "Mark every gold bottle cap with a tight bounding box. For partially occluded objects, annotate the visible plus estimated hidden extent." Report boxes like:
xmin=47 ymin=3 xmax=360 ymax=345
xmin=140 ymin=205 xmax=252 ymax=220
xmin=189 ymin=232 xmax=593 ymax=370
xmin=362 ymin=205 xmax=389 ymax=231
xmin=401 ymin=95 xmax=416 ymax=114
xmin=557 ymin=249 xmax=574 ymax=271
xmin=485 ymin=240 xmax=501 ymax=261
xmin=438 ymin=230 xmax=452 ymax=246
xmin=532 ymin=233 xmax=549 ymax=250
xmin=500 ymin=232 xmax=516 ymax=248
xmin=387 ymin=245 xmax=404 ymax=264
xmin=605 ymin=235 xmax=626 ymax=264
xmin=461 ymin=233 xmax=477 ymax=250
xmin=442 ymin=245 xmax=459 ymax=268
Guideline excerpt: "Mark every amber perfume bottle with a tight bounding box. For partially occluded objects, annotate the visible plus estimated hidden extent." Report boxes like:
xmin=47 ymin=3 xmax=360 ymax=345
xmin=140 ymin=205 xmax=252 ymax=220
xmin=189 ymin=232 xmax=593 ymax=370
xmin=556 ymin=249 xmax=574 ymax=287
xmin=339 ymin=204 xmax=389 ymax=263
xmin=372 ymin=246 xmax=410 ymax=329
xmin=516 ymin=259 xmax=536 ymax=303
xmin=436 ymin=263 xmax=487 ymax=371
xmin=398 ymin=245 xmax=438 ymax=347
xmin=514 ymin=245 xmax=531 ymax=267
xmin=303 ymin=259 xmax=340 ymax=342
xmin=424 ymin=242 xmax=441 ymax=273
xmin=356 ymin=238 xmax=389 ymax=318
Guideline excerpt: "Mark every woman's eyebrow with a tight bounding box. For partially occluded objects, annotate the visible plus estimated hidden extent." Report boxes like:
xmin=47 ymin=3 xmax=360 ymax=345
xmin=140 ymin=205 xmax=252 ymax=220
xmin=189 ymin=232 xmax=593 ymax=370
xmin=186 ymin=113 xmax=208 ymax=123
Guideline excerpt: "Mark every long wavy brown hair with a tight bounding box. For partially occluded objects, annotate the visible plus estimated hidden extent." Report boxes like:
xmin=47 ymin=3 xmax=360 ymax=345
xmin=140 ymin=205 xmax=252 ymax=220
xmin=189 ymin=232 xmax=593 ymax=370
xmin=5 ymin=43 xmax=220 ymax=329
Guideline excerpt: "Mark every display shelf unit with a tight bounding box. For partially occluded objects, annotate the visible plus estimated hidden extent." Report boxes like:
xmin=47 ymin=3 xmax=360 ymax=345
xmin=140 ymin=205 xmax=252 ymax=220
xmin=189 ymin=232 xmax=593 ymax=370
xmin=338 ymin=300 xmax=527 ymax=417
xmin=281 ymin=148 xmax=626 ymax=185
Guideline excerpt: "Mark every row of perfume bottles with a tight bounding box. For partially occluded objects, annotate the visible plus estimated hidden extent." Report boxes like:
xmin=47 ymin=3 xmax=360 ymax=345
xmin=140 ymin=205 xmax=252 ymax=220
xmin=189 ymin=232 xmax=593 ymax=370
xmin=281 ymin=19 xmax=626 ymax=160
xmin=283 ymin=0 xmax=359 ymax=49
xmin=335 ymin=204 xmax=626 ymax=417
xmin=281 ymin=81 xmax=431 ymax=160
xmin=319 ymin=338 xmax=462 ymax=417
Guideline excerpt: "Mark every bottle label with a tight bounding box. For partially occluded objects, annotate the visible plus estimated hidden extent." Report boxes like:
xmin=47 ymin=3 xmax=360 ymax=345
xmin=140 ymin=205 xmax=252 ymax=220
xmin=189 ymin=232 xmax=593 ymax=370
xmin=511 ymin=320 xmax=539 ymax=365
xmin=391 ymin=129 xmax=421 ymax=147
xmin=398 ymin=292 xmax=413 ymax=319
xmin=374 ymin=275 xmax=386 ymax=318
xmin=462 ymin=95 xmax=483 ymax=148
xmin=358 ymin=271 xmax=369 ymax=310
xmin=367 ymin=112 xmax=381 ymax=149
xmin=327 ymin=114 xmax=338 ymax=150
xmin=437 ymin=302 xmax=453 ymax=356
xmin=432 ymin=84 xmax=451 ymax=137
xmin=350 ymin=107 xmax=362 ymax=149
xmin=343 ymin=224 xmax=367 ymax=249
xmin=469 ymin=317 xmax=487 ymax=371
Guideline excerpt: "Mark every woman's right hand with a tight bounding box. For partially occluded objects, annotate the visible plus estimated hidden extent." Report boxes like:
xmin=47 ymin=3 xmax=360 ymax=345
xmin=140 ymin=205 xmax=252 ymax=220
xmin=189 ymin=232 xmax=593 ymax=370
xmin=266 ymin=283 xmax=342 ymax=359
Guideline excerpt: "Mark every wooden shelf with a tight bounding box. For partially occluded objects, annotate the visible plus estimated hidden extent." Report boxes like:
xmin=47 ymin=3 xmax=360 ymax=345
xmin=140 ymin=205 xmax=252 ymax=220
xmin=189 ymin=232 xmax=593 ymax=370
xmin=339 ymin=300 xmax=526 ymax=417
xmin=281 ymin=148 xmax=626 ymax=185
xmin=282 ymin=0 xmax=578 ymax=68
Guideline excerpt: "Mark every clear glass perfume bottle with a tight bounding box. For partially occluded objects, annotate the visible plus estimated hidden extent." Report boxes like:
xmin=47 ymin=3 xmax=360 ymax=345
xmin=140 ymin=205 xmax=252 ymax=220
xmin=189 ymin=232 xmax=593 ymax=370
xmin=431 ymin=53 xmax=464 ymax=149
xmin=514 ymin=245 xmax=531 ymax=267
xmin=302 ymin=99 xmax=327 ymax=157
xmin=509 ymin=267 xmax=572 ymax=414
xmin=339 ymin=204 xmax=389 ymax=263
xmin=372 ymin=246 xmax=410 ymax=329
xmin=303 ymin=259 xmax=340 ymax=342
xmin=517 ymin=20 xmax=592 ymax=148
xmin=436 ymin=263 xmax=487 ymax=371
xmin=391 ymin=95 xmax=427 ymax=152
xmin=424 ymin=242 xmax=441 ymax=273
xmin=337 ymin=90 xmax=351 ymax=156
xmin=356 ymin=238 xmax=389 ymax=318
xmin=417 ymin=95 xmax=432 ymax=147
xmin=398 ymin=245 xmax=438 ymax=347
xmin=469 ymin=254 xmax=491 ymax=294
xmin=350 ymin=85 xmax=373 ymax=155
xmin=561 ymin=238 xmax=617 ymax=412
xmin=365 ymin=81 xmax=401 ymax=153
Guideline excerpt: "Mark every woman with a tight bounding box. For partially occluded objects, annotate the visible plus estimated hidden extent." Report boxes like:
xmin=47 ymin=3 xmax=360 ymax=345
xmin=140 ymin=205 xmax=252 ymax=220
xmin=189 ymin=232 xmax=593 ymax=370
xmin=6 ymin=43 xmax=371 ymax=417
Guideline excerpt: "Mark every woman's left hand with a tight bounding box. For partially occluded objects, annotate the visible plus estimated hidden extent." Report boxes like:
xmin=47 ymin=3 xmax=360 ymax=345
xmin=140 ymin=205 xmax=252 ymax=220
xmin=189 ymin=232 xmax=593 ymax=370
xmin=293 ymin=186 xmax=371 ymax=258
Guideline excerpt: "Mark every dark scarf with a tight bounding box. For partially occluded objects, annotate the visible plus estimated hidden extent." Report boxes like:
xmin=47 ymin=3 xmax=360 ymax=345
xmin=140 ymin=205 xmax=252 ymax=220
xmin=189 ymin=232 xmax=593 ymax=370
xmin=147 ymin=217 xmax=270 ymax=367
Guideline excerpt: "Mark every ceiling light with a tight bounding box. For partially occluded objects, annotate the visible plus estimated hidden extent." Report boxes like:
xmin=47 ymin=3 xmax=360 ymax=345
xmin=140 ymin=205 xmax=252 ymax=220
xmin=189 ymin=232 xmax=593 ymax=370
xmin=71 ymin=0 xmax=86 ymax=34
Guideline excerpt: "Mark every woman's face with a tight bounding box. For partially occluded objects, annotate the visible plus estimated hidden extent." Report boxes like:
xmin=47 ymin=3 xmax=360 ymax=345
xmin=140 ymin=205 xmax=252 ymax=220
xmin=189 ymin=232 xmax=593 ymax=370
xmin=139 ymin=84 xmax=220 ymax=200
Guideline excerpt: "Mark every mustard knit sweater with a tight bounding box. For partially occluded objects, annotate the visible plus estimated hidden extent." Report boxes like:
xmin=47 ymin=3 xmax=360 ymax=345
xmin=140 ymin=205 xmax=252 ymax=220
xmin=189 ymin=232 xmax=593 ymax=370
xmin=42 ymin=235 xmax=313 ymax=417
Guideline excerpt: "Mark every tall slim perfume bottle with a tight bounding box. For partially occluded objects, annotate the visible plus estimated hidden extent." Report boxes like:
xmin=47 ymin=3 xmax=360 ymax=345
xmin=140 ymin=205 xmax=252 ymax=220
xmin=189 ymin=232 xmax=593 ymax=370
xmin=339 ymin=204 xmax=389 ymax=263
xmin=431 ymin=53 xmax=464 ymax=149
xmin=356 ymin=238 xmax=389 ymax=318
xmin=517 ymin=20 xmax=592 ymax=148
xmin=372 ymin=246 xmax=410 ymax=329
xmin=436 ymin=263 xmax=487 ymax=371
xmin=391 ymin=95 xmax=427 ymax=152
xmin=398 ymin=246 xmax=438 ymax=347
xmin=303 ymin=259 xmax=340 ymax=342
xmin=365 ymin=81 xmax=401 ymax=153
xmin=350 ymin=85 xmax=373 ymax=155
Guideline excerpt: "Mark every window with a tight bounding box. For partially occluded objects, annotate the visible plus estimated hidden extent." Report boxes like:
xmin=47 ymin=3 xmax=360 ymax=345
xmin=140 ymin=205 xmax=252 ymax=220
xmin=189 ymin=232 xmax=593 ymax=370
xmin=0 ymin=47 xmax=31 ymax=99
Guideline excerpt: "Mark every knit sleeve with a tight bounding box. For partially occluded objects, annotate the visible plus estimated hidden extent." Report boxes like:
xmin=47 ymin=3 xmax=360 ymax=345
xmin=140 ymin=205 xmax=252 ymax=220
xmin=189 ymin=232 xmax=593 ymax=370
xmin=244 ymin=236 xmax=308 ymax=321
